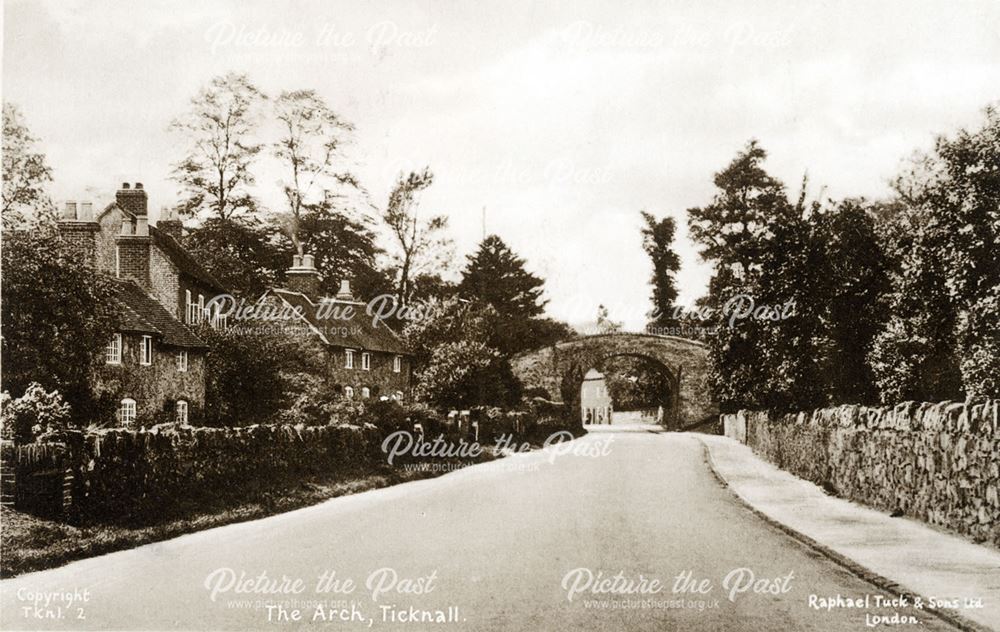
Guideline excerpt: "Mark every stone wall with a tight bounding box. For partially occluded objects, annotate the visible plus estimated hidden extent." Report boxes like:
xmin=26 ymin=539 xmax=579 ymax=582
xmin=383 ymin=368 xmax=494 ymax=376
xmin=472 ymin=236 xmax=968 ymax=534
xmin=721 ymin=400 xmax=1000 ymax=545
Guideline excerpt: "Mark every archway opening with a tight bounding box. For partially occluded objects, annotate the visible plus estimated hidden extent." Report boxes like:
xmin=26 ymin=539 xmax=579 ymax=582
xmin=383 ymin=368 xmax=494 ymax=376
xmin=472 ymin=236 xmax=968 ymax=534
xmin=572 ymin=353 xmax=677 ymax=427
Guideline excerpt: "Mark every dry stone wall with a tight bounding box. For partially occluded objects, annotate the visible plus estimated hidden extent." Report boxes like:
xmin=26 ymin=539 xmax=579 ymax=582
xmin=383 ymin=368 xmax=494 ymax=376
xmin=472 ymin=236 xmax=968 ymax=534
xmin=722 ymin=400 xmax=1000 ymax=545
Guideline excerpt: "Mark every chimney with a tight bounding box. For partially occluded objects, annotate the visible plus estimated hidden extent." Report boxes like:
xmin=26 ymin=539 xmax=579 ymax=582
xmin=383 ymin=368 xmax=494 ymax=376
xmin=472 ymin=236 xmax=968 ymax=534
xmin=115 ymin=182 xmax=148 ymax=218
xmin=57 ymin=199 xmax=99 ymax=265
xmin=115 ymin=183 xmax=151 ymax=289
xmin=157 ymin=206 xmax=183 ymax=240
xmin=335 ymin=279 xmax=355 ymax=301
xmin=286 ymin=253 xmax=321 ymax=297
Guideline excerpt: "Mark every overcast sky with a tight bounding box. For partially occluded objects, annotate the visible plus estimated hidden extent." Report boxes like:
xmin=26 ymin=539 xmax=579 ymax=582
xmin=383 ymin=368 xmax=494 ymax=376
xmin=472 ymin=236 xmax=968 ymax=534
xmin=4 ymin=0 xmax=999 ymax=329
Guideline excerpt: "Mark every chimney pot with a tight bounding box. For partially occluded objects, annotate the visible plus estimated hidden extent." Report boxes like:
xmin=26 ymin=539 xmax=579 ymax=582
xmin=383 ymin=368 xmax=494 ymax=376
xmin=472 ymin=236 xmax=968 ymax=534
xmin=122 ymin=182 xmax=130 ymax=189
xmin=303 ymin=254 xmax=315 ymax=268
xmin=121 ymin=219 xmax=133 ymax=236
xmin=80 ymin=202 xmax=93 ymax=221
xmin=135 ymin=182 xmax=143 ymax=190
xmin=63 ymin=201 xmax=78 ymax=220
xmin=293 ymin=254 xmax=303 ymax=267
xmin=336 ymin=279 xmax=354 ymax=301
xmin=136 ymin=216 xmax=149 ymax=236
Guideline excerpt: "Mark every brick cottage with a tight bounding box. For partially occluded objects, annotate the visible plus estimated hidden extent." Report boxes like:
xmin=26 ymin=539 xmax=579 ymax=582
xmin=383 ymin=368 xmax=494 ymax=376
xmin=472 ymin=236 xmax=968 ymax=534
xmin=259 ymin=254 xmax=413 ymax=402
xmin=58 ymin=182 xmax=227 ymax=426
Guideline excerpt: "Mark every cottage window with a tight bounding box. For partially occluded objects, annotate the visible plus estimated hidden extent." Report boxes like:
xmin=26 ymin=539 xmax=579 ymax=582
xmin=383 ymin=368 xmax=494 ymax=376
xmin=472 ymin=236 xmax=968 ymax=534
xmin=176 ymin=400 xmax=188 ymax=424
xmin=185 ymin=290 xmax=194 ymax=324
xmin=344 ymin=386 xmax=354 ymax=399
xmin=393 ymin=355 xmax=401 ymax=373
xmin=177 ymin=350 xmax=188 ymax=372
xmin=198 ymin=294 xmax=205 ymax=324
xmin=120 ymin=398 xmax=136 ymax=426
xmin=345 ymin=350 xmax=355 ymax=369
xmin=140 ymin=335 xmax=153 ymax=365
xmin=362 ymin=352 xmax=371 ymax=371
xmin=106 ymin=334 xmax=122 ymax=364
xmin=361 ymin=387 xmax=371 ymax=399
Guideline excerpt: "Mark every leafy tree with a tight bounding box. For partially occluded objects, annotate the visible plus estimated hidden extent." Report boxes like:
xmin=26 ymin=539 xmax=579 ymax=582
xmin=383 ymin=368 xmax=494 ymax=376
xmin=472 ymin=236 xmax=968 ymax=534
xmin=402 ymin=296 xmax=497 ymax=372
xmin=2 ymin=103 xmax=53 ymax=229
xmin=1 ymin=227 xmax=121 ymax=418
xmin=601 ymin=356 xmax=671 ymax=411
xmin=415 ymin=340 xmax=521 ymax=409
xmin=273 ymin=201 xmax=392 ymax=300
xmin=184 ymin=216 xmax=282 ymax=297
xmin=199 ymin=324 xmax=288 ymax=426
xmin=169 ymin=73 xmax=267 ymax=221
xmin=382 ymin=168 xmax=452 ymax=308
xmin=640 ymin=211 xmax=681 ymax=329
xmin=274 ymin=90 xmax=358 ymax=256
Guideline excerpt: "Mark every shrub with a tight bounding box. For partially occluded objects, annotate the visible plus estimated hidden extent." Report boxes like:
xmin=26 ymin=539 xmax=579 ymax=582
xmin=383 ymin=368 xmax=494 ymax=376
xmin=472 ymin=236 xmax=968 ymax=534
xmin=1 ymin=383 xmax=71 ymax=444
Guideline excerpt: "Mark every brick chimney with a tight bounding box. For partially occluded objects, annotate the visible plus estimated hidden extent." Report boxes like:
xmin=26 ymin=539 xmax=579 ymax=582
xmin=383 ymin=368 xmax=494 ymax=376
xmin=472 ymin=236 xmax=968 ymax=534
xmin=57 ymin=199 xmax=100 ymax=266
xmin=116 ymin=182 xmax=148 ymax=218
xmin=157 ymin=205 xmax=183 ymax=240
xmin=115 ymin=182 xmax=151 ymax=288
xmin=286 ymin=253 xmax=321 ymax=297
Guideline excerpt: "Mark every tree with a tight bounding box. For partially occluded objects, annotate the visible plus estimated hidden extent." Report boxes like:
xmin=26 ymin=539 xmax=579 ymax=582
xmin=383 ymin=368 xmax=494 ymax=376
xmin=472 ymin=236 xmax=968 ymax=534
xmin=458 ymin=235 xmax=552 ymax=355
xmin=640 ymin=211 xmax=681 ymax=330
xmin=2 ymin=103 xmax=53 ymax=229
xmin=273 ymin=90 xmax=358 ymax=256
xmin=273 ymin=200 xmax=392 ymax=300
xmin=1 ymin=227 xmax=121 ymax=418
xmin=199 ymin=324 xmax=289 ymax=426
xmin=184 ymin=216 xmax=282 ymax=297
xmin=382 ymin=168 xmax=452 ymax=308
xmin=402 ymin=296 xmax=497 ymax=372
xmin=415 ymin=340 xmax=521 ymax=410
xmin=169 ymin=73 xmax=267 ymax=221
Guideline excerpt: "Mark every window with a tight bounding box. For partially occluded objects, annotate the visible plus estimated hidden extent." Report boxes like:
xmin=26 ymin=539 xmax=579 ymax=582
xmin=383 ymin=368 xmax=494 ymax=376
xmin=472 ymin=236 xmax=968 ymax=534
xmin=361 ymin=352 xmax=371 ymax=371
xmin=197 ymin=294 xmax=205 ymax=324
xmin=176 ymin=400 xmax=188 ymax=424
xmin=120 ymin=398 xmax=136 ymax=427
xmin=345 ymin=350 xmax=354 ymax=369
xmin=106 ymin=334 xmax=122 ymax=364
xmin=185 ymin=290 xmax=194 ymax=324
xmin=177 ymin=350 xmax=188 ymax=372
xmin=140 ymin=335 xmax=153 ymax=365
xmin=393 ymin=355 xmax=402 ymax=373
xmin=115 ymin=246 xmax=121 ymax=277
xmin=361 ymin=387 xmax=371 ymax=399
xmin=344 ymin=386 xmax=354 ymax=399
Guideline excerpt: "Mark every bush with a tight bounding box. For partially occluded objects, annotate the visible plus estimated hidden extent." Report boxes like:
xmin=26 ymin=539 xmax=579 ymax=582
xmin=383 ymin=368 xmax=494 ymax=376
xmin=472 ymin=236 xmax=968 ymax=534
xmin=0 ymin=383 xmax=71 ymax=444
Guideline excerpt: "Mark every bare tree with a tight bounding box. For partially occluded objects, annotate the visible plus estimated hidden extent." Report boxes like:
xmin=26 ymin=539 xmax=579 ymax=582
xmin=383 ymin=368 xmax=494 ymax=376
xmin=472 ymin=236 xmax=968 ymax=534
xmin=273 ymin=90 xmax=357 ymax=256
xmin=169 ymin=73 xmax=267 ymax=221
xmin=383 ymin=168 xmax=452 ymax=307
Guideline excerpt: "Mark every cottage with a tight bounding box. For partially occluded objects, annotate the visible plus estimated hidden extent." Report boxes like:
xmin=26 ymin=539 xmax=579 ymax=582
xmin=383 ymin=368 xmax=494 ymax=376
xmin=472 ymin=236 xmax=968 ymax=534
xmin=57 ymin=182 xmax=226 ymax=426
xmin=258 ymin=254 xmax=412 ymax=402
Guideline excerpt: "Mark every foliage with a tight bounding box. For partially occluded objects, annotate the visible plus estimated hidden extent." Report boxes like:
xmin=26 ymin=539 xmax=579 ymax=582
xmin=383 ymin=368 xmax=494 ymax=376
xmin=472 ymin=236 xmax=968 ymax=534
xmin=200 ymin=324 xmax=289 ymax=426
xmin=0 ymin=383 xmax=72 ymax=444
xmin=601 ymin=356 xmax=671 ymax=411
xmin=183 ymin=217 xmax=282 ymax=297
xmin=382 ymin=168 xmax=452 ymax=308
xmin=402 ymin=296 xmax=497 ymax=371
xmin=273 ymin=90 xmax=358 ymax=256
xmin=273 ymin=200 xmax=393 ymax=300
xmin=641 ymin=211 xmax=681 ymax=329
xmin=1 ymin=228 xmax=121 ymax=419
xmin=169 ymin=73 xmax=267 ymax=221
xmin=415 ymin=340 xmax=522 ymax=409
xmin=2 ymin=103 xmax=54 ymax=229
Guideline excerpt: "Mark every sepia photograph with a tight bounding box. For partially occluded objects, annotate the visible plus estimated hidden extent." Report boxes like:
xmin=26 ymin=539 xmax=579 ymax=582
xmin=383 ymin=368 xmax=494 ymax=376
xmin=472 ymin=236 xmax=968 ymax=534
xmin=1 ymin=0 xmax=998 ymax=630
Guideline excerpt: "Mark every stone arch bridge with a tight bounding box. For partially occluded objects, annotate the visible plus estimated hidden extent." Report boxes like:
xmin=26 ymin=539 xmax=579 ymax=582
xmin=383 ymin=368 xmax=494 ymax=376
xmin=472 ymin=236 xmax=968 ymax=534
xmin=512 ymin=333 xmax=716 ymax=429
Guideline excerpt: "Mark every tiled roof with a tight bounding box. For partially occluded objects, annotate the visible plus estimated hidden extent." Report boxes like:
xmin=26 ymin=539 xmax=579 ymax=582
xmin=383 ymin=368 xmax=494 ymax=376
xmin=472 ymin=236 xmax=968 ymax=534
xmin=149 ymin=226 xmax=226 ymax=293
xmin=270 ymin=289 xmax=409 ymax=355
xmin=113 ymin=279 xmax=207 ymax=349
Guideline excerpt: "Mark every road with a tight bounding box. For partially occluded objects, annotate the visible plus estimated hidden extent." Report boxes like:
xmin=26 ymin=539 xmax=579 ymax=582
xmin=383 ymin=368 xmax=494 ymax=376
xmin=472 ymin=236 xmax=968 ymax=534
xmin=1 ymin=431 xmax=958 ymax=631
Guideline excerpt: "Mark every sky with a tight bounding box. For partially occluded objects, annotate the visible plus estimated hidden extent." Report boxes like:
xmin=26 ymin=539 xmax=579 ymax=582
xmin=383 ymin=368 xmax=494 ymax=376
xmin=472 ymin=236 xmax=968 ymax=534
xmin=3 ymin=0 xmax=999 ymax=330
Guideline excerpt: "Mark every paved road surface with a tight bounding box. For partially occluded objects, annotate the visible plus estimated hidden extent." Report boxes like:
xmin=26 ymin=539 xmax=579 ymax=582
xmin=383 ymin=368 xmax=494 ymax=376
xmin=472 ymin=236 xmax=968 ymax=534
xmin=1 ymin=432 xmax=958 ymax=631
